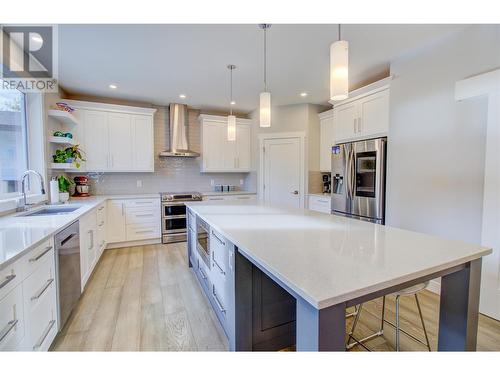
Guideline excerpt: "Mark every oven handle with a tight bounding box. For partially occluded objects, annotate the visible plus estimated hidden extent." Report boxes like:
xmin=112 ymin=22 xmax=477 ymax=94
xmin=162 ymin=202 xmax=186 ymax=206
xmin=163 ymin=214 xmax=187 ymax=220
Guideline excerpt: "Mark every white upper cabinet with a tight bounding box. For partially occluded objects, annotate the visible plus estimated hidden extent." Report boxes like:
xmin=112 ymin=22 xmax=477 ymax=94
xmin=332 ymin=79 xmax=390 ymax=143
xmin=108 ymin=113 xmax=133 ymax=171
xmin=66 ymin=100 xmax=156 ymax=172
xmin=199 ymin=114 xmax=252 ymax=173
xmin=79 ymin=110 xmax=109 ymax=171
xmin=318 ymin=109 xmax=334 ymax=172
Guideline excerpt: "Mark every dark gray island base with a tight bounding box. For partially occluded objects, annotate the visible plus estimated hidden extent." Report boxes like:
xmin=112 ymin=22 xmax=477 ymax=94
xmin=186 ymin=204 xmax=487 ymax=351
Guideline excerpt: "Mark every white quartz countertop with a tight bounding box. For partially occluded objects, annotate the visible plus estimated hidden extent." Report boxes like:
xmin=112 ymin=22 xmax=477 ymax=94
xmin=185 ymin=201 xmax=492 ymax=309
xmin=201 ymin=191 xmax=257 ymax=196
xmin=0 ymin=194 xmax=160 ymax=270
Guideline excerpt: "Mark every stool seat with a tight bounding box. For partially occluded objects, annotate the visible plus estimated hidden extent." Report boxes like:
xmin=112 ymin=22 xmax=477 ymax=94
xmin=392 ymin=281 xmax=429 ymax=296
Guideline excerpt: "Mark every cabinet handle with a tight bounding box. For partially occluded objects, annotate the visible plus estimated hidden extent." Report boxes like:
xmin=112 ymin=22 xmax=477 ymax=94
xmin=212 ymin=287 xmax=226 ymax=314
xmin=211 ymin=230 xmax=225 ymax=246
xmin=0 ymin=319 xmax=18 ymax=343
xmin=88 ymin=230 xmax=94 ymax=250
xmin=353 ymin=118 xmax=357 ymax=133
xmin=98 ymin=221 xmax=105 ymax=227
xmin=136 ymin=214 xmax=154 ymax=217
xmin=357 ymin=117 xmax=362 ymax=133
xmin=33 ymin=319 xmax=56 ymax=350
xmin=31 ymin=278 xmax=54 ymax=301
xmin=121 ymin=203 xmax=125 ymax=216
xmin=135 ymin=229 xmax=154 ymax=234
xmin=29 ymin=246 xmax=53 ymax=262
xmin=133 ymin=201 xmax=152 ymax=205
xmin=212 ymin=260 xmax=225 ymax=275
xmin=199 ymin=268 xmax=207 ymax=280
xmin=0 ymin=274 xmax=16 ymax=290
xmin=209 ymin=197 xmax=224 ymax=201
xmin=98 ymin=206 xmax=105 ymax=211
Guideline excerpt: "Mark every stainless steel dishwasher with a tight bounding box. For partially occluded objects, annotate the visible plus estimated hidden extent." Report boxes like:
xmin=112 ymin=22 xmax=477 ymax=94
xmin=55 ymin=221 xmax=81 ymax=330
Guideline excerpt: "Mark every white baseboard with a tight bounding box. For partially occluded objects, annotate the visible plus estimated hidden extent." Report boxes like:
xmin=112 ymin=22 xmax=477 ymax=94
xmin=426 ymin=279 xmax=441 ymax=295
xmin=106 ymin=237 xmax=161 ymax=249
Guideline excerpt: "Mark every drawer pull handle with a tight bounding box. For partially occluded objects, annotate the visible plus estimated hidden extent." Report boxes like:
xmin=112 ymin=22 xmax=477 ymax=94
xmin=211 ymin=231 xmax=225 ymax=246
xmin=136 ymin=214 xmax=154 ymax=217
xmin=0 ymin=319 xmax=18 ymax=343
xmin=31 ymin=278 xmax=54 ymax=301
xmin=98 ymin=206 xmax=105 ymax=211
xmin=135 ymin=230 xmax=154 ymax=234
xmin=29 ymin=246 xmax=53 ymax=262
xmin=212 ymin=287 xmax=226 ymax=314
xmin=133 ymin=201 xmax=152 ymax=205
xmin=0 ymin=274 xmax=16 ymax=290
xmin=33 ymin=319 xmax=56 ymax=350
xmin=199 ymin=268 xmax=207 ymax=280
xmin=98 ymin=221 xmax=105 ymax=227
xmin=209 ymin=198 xmax=224 ymax=201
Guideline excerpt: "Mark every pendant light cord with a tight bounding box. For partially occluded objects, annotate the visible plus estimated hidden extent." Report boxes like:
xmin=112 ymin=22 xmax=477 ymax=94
xmin=230 ymin=67 xmax=233 ymax=116
xmin=264 ymin=26 xmax=267 ymax=91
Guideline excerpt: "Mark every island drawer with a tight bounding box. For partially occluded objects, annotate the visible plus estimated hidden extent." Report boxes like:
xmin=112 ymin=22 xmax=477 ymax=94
xmin=23 ymin=238 xmax=54 ymax=278
xmin=125 ymin=207 xmax=159 ymax=225
xmin=0 ymin=284 xmax=25 ymax=351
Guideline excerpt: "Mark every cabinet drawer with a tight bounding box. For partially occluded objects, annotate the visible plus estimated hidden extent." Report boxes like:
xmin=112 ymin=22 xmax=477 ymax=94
xmin=23 ymin=252 xmax=56 ymax=313
xmin=196 ymin=258 xmax=210 ymax=295
xmin=23 ymin=239 xmax=54 ymax=278
xmin=0 ymin=260 xmax=23 ymax=301
xmin=308 ymin=196 xmax=331 ymax=214
xmin=126 ymin=223 xmax=160 ymax=241
xmin=0 ymin=285 xmax=25 ymax=351
xmin=210 ymin=229 xmax=228 ymax=274
xmin=211 ymin=283 xmax=227 ymax=333
xmin=124 ymin=198 xmax=160 ymax=209
xmin=28 ymin=284 xmax=57 ymax=351
xmin=125 ymin=207 xmax=159 ymax=225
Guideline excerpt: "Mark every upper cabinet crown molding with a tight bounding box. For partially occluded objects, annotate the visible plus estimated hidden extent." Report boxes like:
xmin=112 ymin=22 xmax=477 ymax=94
xmin=318 ymin=108 xmax=334 ymax=120
xmin=199 ymin=113 xmax=252 ymax=125
xmin=329 ymin=76 xmax=392 ymax=107
xmin=64 ymin=99 xmax=157 ymax=115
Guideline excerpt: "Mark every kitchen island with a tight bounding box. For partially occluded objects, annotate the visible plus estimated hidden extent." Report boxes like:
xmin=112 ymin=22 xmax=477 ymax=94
xmin=185 ymin=200 xmax=491 ymax=351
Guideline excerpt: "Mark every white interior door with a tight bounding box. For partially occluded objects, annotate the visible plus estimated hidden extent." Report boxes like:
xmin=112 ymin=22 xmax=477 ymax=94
xmin=262 ymin=137 xmax=302 ymax=208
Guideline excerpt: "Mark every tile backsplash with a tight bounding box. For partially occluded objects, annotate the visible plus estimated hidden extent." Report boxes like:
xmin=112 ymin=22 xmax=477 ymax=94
xmin=71 ymin=105 xmax=250 ymax=195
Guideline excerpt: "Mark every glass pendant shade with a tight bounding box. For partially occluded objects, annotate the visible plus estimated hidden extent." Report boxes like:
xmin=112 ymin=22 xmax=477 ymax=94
xmin=330 ymin=40 xmax=349 ymax=101
xmin=259 ymin=91 xmax=271 ymax=127
xmin=227 ymin=115 xmax=236 ymax=141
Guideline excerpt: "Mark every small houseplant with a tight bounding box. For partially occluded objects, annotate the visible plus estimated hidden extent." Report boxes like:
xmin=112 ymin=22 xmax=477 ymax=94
xmin=57 ymin=175 xmax=73 ymax=202
xmin=52 ymin=145 xmax=85 ymax=168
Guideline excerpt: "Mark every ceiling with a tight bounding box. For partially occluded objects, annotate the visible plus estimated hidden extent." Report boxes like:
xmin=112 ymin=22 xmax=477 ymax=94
xmin=58 ymin=24 xmax=466 ymax=113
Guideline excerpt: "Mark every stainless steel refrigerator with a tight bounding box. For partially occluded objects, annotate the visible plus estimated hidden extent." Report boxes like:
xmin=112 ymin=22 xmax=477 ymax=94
xmin=331 ymin=137 xmax=387 ymax=224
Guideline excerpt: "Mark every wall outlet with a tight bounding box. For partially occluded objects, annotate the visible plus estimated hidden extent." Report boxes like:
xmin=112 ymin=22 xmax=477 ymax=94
xmin=210 ymin=179 xmax=215 ymax=186
xmin=136 ymin=180 xmax=143 ymax=188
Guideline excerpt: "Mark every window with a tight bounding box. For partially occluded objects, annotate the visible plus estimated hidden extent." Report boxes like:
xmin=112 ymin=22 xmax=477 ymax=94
xmin=0 ymin=88 xmax=28 ymax=199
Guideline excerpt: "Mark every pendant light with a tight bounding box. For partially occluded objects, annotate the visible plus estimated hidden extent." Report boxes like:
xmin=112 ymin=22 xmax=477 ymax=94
xmin=227 ymin=64 xmax=236 ymax=141
xmin=330 ymin=24 xmax=349 ymax=101
xmin=259 ymin=24 xmax=271 ymax=127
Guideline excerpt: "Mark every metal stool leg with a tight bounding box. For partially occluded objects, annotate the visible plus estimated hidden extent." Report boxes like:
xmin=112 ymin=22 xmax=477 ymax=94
xmin=346 ymin=303 xmax=363 ymax=347
xmin=380 ymin=296 xmax=386 ymax=333
xmin=395 ymin=295 xmax=400 ymax=351
xmin=415 ymin=294 xmax=431 ymax=351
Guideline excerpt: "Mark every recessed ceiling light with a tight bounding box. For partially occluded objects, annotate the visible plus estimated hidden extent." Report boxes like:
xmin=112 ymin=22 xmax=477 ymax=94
xmin=109 ymin=84 xmax=117 ymax=89
xmin=230 ymin=101 xmax=236 ymax=105
xmin=300 ymin=92 xmax=308 ymax=97
xmin=179 ymin=94 xmax=186 ymax=99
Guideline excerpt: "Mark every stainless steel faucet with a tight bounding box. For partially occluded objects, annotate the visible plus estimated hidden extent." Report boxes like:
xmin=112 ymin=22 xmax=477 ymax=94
xmin=20 ymin=170 xmax=46 ymax=211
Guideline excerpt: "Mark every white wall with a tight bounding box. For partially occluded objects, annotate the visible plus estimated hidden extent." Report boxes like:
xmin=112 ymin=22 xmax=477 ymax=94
xmin=386 ymin=25 xmax=500 ymax=246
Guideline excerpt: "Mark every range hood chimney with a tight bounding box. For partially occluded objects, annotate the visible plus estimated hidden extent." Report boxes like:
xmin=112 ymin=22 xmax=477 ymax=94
xmin=159 ymin=103 xmax=200 ymax=157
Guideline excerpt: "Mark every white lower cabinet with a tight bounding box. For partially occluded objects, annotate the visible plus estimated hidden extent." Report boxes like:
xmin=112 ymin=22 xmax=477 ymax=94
xmin=107 ymin=198 xmax=160 ymax=244
xmin=80 ymin=208 xmax=98 ymax=289
xmin=0 ymin=238 xmax=58 ymax=351
xmin=308 ymin=195 xmax=332 ymax=214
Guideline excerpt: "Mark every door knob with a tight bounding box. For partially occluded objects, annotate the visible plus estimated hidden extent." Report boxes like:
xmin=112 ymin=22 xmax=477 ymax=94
xmin=291 ymin=190 xmax=299 ymax=195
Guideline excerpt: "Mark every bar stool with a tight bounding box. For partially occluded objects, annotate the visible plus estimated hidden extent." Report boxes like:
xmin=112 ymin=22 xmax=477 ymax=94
xmin=346 ymin=281 xmax=432 ymax=351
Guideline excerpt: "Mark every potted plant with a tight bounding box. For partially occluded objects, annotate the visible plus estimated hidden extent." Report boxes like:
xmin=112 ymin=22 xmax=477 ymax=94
xmin=52 ymin=145 xmax=85 ymax=168
xmin=57 ymin=175 xmax=73 ymax=202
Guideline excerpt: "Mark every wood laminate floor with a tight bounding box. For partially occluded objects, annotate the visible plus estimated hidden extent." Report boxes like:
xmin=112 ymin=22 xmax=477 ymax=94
xmin=51 ymin=243 xmax=500 ymax=351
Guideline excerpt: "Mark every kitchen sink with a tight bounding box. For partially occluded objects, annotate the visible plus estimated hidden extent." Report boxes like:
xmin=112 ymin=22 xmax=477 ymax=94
xmin=19 ymin=205 xmax=82 ymax=217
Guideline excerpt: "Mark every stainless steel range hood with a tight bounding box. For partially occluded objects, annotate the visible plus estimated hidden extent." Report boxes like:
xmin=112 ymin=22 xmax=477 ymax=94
xmin=159 ymin=103 xmax=200 ymax=157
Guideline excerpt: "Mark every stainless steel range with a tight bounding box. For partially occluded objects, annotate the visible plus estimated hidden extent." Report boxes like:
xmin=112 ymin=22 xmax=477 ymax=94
xmin=161 ymin=192 xmax=202 ymax=243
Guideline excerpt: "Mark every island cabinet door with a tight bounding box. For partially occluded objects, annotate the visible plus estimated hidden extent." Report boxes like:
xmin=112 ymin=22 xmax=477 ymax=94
xmin=251 ymin=267 xmax=296 ymax=351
